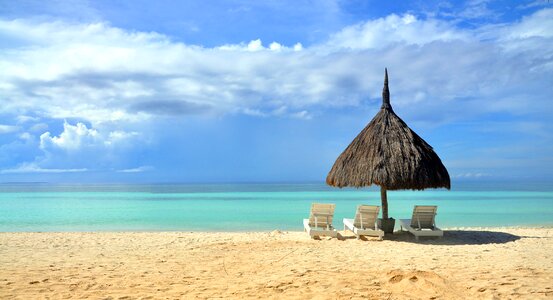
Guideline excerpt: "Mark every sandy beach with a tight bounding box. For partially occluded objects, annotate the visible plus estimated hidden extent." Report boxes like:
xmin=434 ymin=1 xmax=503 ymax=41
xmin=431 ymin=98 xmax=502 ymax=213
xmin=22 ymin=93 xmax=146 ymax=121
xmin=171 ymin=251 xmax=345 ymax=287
xmin=1 ymin=228 xmax=551 ymax=299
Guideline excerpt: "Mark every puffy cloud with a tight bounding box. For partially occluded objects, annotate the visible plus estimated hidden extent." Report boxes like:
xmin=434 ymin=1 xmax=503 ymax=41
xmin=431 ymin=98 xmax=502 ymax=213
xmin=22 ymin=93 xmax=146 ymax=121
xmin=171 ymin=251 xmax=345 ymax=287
xmin=218 ymin=39 xmax=302 ymax=52
xmin=0 ymin=118 xmax=146 ymax=175
xmin=247 ymin=39 xmax=263 ymax=51
xmin=39 ymin=121 xmax=138 ymax=152
xmin=40 ymin=121 xmax=99 ymax=151
xmin=293 ymin=43 xmax=303 ymax=51
xmin=269 ymin=41 xmax=283 ymax=51
xmin=25 ymin=121 xmax=141 ymax=172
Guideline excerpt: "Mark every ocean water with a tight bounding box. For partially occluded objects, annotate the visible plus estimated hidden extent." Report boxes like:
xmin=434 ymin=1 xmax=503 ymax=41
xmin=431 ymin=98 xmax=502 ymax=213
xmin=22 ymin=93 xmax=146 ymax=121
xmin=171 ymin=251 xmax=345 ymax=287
xmin=0 ymin=182 xmax=552 ymax=232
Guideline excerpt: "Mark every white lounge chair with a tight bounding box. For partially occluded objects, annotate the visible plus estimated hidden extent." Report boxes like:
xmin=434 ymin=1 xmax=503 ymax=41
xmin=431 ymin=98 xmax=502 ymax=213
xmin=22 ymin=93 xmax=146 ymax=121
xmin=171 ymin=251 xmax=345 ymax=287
xmin=399 ymin=205 xmax=443 ymax=240
xmin=343 ymin=205 xmax=384 ymax=240
xmin=303 ymin=203 xmax=337 ymax=239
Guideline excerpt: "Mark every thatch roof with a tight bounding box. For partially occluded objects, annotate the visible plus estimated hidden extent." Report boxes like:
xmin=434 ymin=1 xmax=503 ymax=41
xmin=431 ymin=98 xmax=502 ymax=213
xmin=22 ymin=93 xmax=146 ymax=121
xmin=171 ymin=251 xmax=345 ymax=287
xmin=326 ymin=69 xmax=450 ymax=190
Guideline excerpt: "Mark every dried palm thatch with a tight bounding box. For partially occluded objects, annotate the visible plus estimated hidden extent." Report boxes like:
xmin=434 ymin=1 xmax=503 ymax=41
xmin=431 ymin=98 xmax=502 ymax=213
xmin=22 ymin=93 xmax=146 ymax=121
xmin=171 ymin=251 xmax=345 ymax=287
xmin=326 ymin=69 xmax=450 ymax=219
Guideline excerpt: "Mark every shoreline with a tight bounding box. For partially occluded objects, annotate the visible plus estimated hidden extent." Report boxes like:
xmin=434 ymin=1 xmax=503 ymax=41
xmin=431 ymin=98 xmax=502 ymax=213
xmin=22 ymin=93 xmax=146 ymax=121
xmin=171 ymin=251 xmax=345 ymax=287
xmin=1 ymin=224 xmax=553 ymax=233
xmin=1 ymin=228 xmax=552 ymax=299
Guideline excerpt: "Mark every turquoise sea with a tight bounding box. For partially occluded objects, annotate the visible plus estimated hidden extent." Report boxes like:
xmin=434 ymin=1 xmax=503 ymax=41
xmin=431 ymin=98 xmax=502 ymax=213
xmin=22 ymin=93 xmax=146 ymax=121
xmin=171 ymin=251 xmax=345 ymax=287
xmin=0 ymin=181 xmax=552 ymax=232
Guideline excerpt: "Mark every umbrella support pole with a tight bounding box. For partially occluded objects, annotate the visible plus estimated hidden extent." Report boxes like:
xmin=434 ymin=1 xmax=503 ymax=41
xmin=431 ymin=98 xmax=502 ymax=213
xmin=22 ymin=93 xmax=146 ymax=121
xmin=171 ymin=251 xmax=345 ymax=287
xmin=379 ymin=187 xmax=395 ymax=234
xmin=381 ymin=187 xmax=388 ymax=219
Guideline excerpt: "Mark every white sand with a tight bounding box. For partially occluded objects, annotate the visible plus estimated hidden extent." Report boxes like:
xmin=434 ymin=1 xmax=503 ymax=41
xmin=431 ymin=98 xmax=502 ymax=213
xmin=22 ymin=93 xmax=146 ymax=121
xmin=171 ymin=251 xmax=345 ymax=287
xmin=1 ymin=228 xmax=552 ymax=299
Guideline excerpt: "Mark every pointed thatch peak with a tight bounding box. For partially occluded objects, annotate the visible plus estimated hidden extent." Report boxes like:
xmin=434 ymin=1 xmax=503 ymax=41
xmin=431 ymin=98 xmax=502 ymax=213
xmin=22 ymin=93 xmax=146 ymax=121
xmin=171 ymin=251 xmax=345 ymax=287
xmin=381 ymin=68 xmax=391 ymax=110
xmin=326 ymin=69 xmax=450 ymax=191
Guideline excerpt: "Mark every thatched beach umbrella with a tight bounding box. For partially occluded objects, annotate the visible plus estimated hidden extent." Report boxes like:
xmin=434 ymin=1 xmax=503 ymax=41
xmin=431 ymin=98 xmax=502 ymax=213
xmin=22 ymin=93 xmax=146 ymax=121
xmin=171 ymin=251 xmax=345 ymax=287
xmin=326 ymin=69 xmax=450 ymax=230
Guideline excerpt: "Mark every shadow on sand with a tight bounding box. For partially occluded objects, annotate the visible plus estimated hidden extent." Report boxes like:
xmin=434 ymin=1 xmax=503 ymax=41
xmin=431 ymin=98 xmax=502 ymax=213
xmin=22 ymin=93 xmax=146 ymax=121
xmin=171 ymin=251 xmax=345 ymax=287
xmin=382 ymin=230 xmax=522 ymax=245
xmin=336 ymin=230 xmax=523 ymax=245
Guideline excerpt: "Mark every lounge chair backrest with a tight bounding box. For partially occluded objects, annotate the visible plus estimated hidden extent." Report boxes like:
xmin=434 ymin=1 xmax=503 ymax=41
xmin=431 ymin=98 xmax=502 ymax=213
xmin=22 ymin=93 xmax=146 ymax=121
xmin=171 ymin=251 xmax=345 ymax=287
xmin=410 ymin=205 xmax=438 ymax=229
xmin=309 ymin=203 xmax=335 ymax=228
xmin=353 ymin=205 xmax=380 ymax=229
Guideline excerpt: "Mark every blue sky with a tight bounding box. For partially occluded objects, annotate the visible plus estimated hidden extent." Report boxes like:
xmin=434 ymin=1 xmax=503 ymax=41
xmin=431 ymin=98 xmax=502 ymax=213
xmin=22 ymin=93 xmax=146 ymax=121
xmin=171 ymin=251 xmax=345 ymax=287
xmin=0 ymin=0 xmax=552 ymax=183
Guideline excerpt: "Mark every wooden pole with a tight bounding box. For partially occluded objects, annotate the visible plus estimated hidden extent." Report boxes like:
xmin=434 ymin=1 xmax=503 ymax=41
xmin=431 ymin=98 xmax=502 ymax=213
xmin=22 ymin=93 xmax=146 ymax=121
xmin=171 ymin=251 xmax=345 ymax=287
xmin=381 ymin=187 xmax=388 ymax=219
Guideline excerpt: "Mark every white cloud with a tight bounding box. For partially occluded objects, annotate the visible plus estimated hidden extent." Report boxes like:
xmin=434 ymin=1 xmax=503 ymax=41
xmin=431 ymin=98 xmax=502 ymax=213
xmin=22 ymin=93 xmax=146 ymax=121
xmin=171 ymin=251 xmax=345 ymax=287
xmin=106 ymin=131 xmax=139 ymax=146
xmin=3 ymin=10 xmax=552 ymax=127
xmin=117 ymin=166 xmax=154 ymax=173
xmin=239 ymin=105 xmax=312 ymax=119
xmin=19 ymin=132 xmax=32 ymax=141
xmin=0 ymin=9 xmax=552 ymax=176
xmin=269 ymin=41 xmax=283 ymax=51
xmin=0 ymin=8 xmax=553 ymax=177
xmin=16 ymin=115 xmax=39 ymax=123
xmin=501 ymin=8 xmax=553 ymax=39
xmin=248 ymin=39 xmax=263 ymax=51
xmin=0 ymin=124 xmax=19 ymax=134
xmin=39 ymin=121 xmax=138 ymax=152
xmin=40 ymin=121 xmax=100 ymax=151
xmin=218 ymin=39 xmax=301 ymax=52
xmin=290 ymin=110 xmax=313 ymax=120
xmin=29 ymin=123 xmax=48 ymax=133
xmin=325 ymin=13 xmax=469 ymax=50
xmin=240 ymin=108 xmax=268 ymax=117
xmin=453 ymin=172 xmax=490 ymax=179
xmin=0 ymin=10 xmax=551 ymax=127
xmin=458 ymin=0 xmax=499 ymax=20
xmin=0 ymin=162 xmax=87 ymax=174
xmin=5 ymin=121 xmax=144 ymax=173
